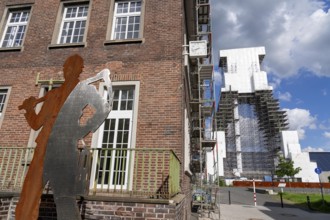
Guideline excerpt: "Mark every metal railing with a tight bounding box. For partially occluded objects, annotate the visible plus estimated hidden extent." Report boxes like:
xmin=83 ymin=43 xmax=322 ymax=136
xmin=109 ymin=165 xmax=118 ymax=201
xmin=0 ymin=147 xmax=34 ymax=191
xmin=0 ymin=147 xmax=181 ymax=199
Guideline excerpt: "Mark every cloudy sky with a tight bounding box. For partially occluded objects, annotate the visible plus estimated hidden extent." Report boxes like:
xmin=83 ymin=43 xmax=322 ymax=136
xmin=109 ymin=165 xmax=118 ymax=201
xmin=211 ymin=0 xmax=330 ymax=152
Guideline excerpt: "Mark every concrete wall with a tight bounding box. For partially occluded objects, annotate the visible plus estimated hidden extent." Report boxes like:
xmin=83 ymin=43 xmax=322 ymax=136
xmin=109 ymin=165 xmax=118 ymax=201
xmin=206 ymin=131 xmax=226 ymax=178
xmin=281 ymin=131 xmax=319 ymax=182
xmin=220 ymin=47 xmax=272 ymax=93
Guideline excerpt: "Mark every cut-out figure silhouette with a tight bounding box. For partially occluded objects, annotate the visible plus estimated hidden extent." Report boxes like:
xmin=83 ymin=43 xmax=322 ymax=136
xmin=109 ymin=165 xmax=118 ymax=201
xmin=16 ymin=54 xmax=112 ymax=220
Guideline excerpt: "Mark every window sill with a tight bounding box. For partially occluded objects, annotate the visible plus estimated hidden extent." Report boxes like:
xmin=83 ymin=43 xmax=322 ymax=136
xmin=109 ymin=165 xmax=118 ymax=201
xmin=0 ymin=47 xmax=22 ymax=52
xmin=104 ymin=38 xmax=144 ymax=45
xmin=48 ymin=42 xmax=86 ymax=49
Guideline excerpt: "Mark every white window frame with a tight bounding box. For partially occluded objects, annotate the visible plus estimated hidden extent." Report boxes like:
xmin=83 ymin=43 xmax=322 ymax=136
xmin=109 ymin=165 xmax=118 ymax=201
xmin=106 ymin=0 xmax=145 ymax=42
xmin=111 ymin=0 xmax=142 ymax=40
xmin=57 ymin=3 xmax=89 ymax=44
xmin=0 ymin=87 xmax=11 ymax=127
xmin=90 ymin=81 xmax=140 ymax=191
xmin=0 ymin=7 xmax=31 ymax=48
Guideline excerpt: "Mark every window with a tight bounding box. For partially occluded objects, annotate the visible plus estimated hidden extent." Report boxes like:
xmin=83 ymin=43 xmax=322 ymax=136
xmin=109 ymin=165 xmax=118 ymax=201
xmin=49 ymin=1 xmax=91 ymax=48
xmin=0 ymin=88 xmax=9 ymax=126
xmin=111 ymin=0 xmax=142 ymax=40
xmin=97 ymin=88 xmax=134 ymax=187
xmin=0 ymin=9 xmax=30 ymax=48
xmin=58 ymin=4 xmax=89 ymax=44
xmin=0 ymin=89 xmax=8 ymax=117
xmin=91 ymin=82 xmax=139 ymax=190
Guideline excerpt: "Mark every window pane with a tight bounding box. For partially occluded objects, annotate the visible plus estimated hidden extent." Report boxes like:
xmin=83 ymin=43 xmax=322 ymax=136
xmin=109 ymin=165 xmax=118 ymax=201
xmin=117 ymin=131 xmax=123 ymax=143
xmin=102 ymin=119 xmax=116 ymax=149
xmin=118 ymin=119 xmax=124 ymax=130
xmin=65 ymin=7 xmax=73 ymax=18
xmin=10 ymin=12 xmax=20 ymax=23
xmin=128 ymin=90 xmax=134 ymax=99
xmin=60 ymin=5 xmax=88 ymax=44
xmin=113 ymin=90 xmax=120 ymax=99
xmin=112 ymin=90 xmax=119 ymax=110
xmin=120 ymin=101 xmax=126 ymax=110
xmin=130 ymin=1 xmax=141 ymax=13
xmin=124 ymin=119 xmax=130 ymax=130
xmin=123 ymin=132 xmax=128 ymax=143
xmin=122 ymin=90 xmax=128 ymax=100
xmin=103 ymin=131 xmax=109 ymax=143
xmin=14 ymin=25 xmax=26 ymax=46
xmin=2 ymin=10 xmax=29 ymax=47
xmin=77 ymin=36 xmax=83 ymax=42
xmin=78 ymin=6 xmax=84 ymax=17
xmin=117 ymin=2 xmax=129 ymax=14
xmin=71 ymin=7 xmax=77 ymax=17
xmin=112 ymin=101 xmax=118 ymax=110
xmin=128 ymin=24 xmax=133 ymax=32
xmin=112 ymin=1 xmax=141 ymax=40
xmin=21 ymin=12 xmax=29 ymax=22
xmin=0 ymin=89 xmax=8 ymax=112
xmin=2 ymin=26 xmax=15 ymax=47
xmin=127 ymin=101 xmax=133 ymax=110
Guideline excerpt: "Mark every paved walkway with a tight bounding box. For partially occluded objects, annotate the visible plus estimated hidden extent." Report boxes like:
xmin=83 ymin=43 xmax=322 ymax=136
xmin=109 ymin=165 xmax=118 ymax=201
xmin=190 ymin=187 xmax=330 ymax=220
xmin=219 ymin=204 xmax=330 ymax=220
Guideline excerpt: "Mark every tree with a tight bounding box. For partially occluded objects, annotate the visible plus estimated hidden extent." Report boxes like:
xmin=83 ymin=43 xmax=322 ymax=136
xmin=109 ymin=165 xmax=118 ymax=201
xmin=275 ymin=156 xmax=302 ymax=180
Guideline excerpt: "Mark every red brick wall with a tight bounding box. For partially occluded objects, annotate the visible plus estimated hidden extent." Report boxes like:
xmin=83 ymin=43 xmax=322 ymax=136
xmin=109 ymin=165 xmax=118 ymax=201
xmin=0 ymin=0 xmax=190 ymax=217
xmin=0 ymin=0 xmax=185 ymax=152
xmin=0 ymin=195 xmax=187 ymax=220
xmin=233 ymin=181 xmax=330 ymax=188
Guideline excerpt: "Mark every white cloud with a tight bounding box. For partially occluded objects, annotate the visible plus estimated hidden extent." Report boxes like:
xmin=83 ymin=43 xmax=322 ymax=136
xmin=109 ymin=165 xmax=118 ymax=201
xmin=284 ymin=108 xmax=317 ymax=139
xmin=212 ymin=0 xmax=330 ymax=79
xmin=278 ymin=91 xmax=292 ymax=102
xmin=323 ymin=131 xmax=330 ymax=138
xmin=322 ymin=89 xmax=327 ymax=96
xmin=319 ymin=119 xmax=330 ymax=130
xmin=213 ymin=68 xmax=222 ymax=86
xmin=302 ymin=146 xmax=325 ymax=152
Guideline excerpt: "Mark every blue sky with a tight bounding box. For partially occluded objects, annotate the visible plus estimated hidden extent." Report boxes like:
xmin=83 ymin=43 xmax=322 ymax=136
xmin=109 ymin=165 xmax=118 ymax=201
xmin=211 ymin=0 xmax=330 ymax=152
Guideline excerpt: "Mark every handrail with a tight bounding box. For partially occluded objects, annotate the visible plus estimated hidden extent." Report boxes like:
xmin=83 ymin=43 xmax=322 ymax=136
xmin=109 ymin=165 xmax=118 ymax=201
xmin=0 ymin=147 xmax=181 ymax=199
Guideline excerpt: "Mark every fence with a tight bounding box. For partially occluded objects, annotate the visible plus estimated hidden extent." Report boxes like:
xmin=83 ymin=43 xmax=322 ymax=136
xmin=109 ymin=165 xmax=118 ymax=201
xmin=0 ymin=147 xmax=181 ymax=199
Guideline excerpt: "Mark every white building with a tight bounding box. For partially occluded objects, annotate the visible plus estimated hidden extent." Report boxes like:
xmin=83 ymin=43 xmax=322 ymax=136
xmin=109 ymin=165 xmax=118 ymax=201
xmin=213 ymin=47 xmax=318 ymax=182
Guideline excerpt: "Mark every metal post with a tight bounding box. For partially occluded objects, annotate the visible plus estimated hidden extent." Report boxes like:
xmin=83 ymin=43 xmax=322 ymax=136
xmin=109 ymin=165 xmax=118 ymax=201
xmin=318 ymin=174 xmax=325 ymax=206
xmin=253 ymin=179 xmax=257 ymax=206
xmin=280 ymin=193 xmax=284 ymax=208
xmin=306 ymin=196 xmax=311 ymax=210
xmin=228 ymin=190 xmax=231 ymax=205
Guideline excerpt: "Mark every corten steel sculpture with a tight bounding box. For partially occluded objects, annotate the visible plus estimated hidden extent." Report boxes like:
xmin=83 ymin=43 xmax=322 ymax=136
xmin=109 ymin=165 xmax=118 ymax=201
xmin=16 ymin=54 xmax=112 ymax=220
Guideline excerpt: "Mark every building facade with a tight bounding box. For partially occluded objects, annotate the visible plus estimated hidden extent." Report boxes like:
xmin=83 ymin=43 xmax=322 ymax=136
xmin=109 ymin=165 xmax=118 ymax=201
xmin=0 ymin=0 xmax=215 ymax=219
xmin=215 ymin=47 xmax=318 ymax=182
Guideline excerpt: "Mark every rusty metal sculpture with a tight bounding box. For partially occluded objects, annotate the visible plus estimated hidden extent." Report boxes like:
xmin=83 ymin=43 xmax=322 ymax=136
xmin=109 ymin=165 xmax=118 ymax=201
xmin=16 ymin=54 xmax=112 ymax=220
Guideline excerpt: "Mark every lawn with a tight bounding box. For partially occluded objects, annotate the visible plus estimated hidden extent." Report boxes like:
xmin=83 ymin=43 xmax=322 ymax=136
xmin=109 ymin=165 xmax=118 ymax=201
xmin=279 ymin=192 xmax=330 ymax=213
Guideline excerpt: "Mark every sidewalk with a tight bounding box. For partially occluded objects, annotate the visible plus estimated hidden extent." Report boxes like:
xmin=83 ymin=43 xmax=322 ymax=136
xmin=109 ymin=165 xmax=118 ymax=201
xmin=191 ymin=208 xmax=220 ymax=220
xmin=219 ymin=204 xmax=330 ymax=220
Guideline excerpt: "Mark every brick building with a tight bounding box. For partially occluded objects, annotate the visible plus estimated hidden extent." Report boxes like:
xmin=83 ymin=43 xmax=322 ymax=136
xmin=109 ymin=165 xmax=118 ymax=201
xmin=0 ymin=0 xmax=215 ymax=219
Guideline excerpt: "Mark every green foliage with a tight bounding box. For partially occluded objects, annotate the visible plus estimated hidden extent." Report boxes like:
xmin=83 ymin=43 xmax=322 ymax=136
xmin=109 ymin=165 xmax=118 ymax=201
xmin=213 ymin=177 xmax=225 ymax=186
xmin=218 ymin=179 xmax=225 ymax=187
xmin=280 ymin=192 xmax=330 ymax=213
xmin=275 ymin=156 xmax=302 ymax=178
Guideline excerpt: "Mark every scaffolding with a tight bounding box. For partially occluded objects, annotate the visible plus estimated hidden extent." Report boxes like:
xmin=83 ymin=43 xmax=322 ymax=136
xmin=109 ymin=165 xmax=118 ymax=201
xmin=216 ymin=88 xmax=289 ymax=179
xmin=187 ymin=0 xmax=216 ymax=178
xmin=185 ymin=0 xmax=219 ymax=213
